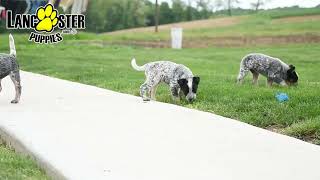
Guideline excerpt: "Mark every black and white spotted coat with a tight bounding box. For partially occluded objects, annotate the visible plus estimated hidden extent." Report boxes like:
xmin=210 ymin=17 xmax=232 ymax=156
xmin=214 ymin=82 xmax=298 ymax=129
xmin=237 ymin=53 xmax=291 ymax=85
xmin=131 ymin=58 xmax=198 ymax=101
xmin=0 ymin=34 xmax=22 ymax=104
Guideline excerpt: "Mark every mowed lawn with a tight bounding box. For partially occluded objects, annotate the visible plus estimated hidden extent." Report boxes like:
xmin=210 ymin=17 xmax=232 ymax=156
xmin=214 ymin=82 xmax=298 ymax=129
xmin=0 ymin=34 xmax=319 ymax=144
xmin=0 ymin=144 xmax=48 ymax=179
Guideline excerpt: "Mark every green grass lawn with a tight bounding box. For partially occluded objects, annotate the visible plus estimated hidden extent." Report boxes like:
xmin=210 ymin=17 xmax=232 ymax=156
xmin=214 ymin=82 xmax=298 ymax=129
xmin=1 ymin=35 xmax=318 ymax=144
xmin=0 ymin=144 xmax=48 ymax=179
xmin=257 ymin=7 xmax=320 ymax=19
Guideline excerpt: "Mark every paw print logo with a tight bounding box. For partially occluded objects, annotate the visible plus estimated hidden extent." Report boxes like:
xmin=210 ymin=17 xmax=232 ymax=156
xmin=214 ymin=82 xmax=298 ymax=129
xmin=35 ymin=4 xmax=59 ymax=32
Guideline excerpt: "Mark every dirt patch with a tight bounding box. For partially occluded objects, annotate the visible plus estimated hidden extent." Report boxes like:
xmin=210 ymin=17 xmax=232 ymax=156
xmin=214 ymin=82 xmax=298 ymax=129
xmin=107 ymin=16 xmax=245 ymax=35
xmin=266 ymin=125 xmax=283 ymax=133
xmin=267 ymin=126 xmax=319 ymax=145
xmin=107 ymin=34 xmax=320 ymax=48
xmin=272 ymin=15 xmax=320 ymax=24
xmin=71 ymin=34 xmax=320 ymax=48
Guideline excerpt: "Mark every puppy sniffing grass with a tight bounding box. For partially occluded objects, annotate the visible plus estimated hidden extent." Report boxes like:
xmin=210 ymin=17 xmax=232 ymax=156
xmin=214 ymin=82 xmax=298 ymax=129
xmin=0 ymin=34 xmax=21 ymax=104
xmin=237 ymin=53 xmax=298 ymax=86
xmin=131 ymin=58 xmax=200 ymax=102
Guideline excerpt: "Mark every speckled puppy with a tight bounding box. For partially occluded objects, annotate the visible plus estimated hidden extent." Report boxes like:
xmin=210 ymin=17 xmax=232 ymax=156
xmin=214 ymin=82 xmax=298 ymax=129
xmin=131 ymin=58 xmax=200 ymax=102
xmin=0 ymin=34 xmax=21 ymax=103
xmin=237 ymin=53 xmax=298 ymax=86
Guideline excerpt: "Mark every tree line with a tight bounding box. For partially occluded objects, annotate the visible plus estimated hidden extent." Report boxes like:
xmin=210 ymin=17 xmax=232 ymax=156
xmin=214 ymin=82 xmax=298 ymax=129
xmin=85 ymin=0 xmax=219 ymax=33
xmin=85 ymin=0 xmax=271 ymax=33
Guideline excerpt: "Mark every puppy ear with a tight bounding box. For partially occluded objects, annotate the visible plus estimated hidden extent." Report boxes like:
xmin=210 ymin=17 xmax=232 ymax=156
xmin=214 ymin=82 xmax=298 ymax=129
xmin=178 ymin=79 xmax=187 ymax=87
xmin=193 ymin=76 xmax=200 ymax=84
xmin=289 ymin=65 xmax=295 ymax=71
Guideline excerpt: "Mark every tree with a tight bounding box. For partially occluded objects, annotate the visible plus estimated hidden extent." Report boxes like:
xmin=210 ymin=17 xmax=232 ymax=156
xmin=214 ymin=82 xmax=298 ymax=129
xmin=196 ymin=0 xmax=212 ymax=19
xmin=86 ymin=0 xmax=146 ymax=33
xmin=227 ymin=0 xmax=239 ymax=16
xmin=155 ymin=0 xmax=159 ymax=32
xmin=84 ymin=0 xmax=215 ymax=33
xmin=159 ymin=2 xmax=174 ymax=24
xmin=214 ymin=0 xmax=239 ymax=16
xmin=251 ymin=0 xmax=270 ymax=11
xmin=144 ymin=1 xmax=155 ymax=26
xmin=214 ymin=0 xmax=224 ymax=11
xmin=86 ymin=0 xmax=109 ymax=32
xmin=185 ymin=0 xmax=193 ymax=21
xmin=172 ymin=0 xmax=186 ymax=22
xmin=123 ymin=0 xmax=146 ymax=29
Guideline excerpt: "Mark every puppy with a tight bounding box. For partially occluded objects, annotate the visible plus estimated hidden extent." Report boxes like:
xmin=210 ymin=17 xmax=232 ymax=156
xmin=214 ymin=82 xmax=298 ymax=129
xmin=131 ymin=58 xmax=200 ymax=102
xmin=237 ymin=53 xmax=298 ymax=86
xmin=0 ymin=34 xmax=21 ymax=103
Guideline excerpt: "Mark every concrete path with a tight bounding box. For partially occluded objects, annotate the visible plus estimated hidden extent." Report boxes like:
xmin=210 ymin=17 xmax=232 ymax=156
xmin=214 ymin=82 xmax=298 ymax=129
xmin=1 ymin=71 xmax=320 ymax=180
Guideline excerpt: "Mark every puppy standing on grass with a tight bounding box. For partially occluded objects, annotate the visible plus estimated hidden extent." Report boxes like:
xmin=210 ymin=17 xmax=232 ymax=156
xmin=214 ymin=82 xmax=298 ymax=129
xmin=0 ymin=34 xmax=21 ymax=103
xmin=237 ymin=53 xmax=298 ymax=86
xmin=131 ymin=58 xmax=200 ymax=102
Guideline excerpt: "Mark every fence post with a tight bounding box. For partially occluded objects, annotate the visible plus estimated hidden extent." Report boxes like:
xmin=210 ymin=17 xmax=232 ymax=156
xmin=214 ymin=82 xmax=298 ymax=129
xmin=171 ymin=28 xmax=183 ymax=49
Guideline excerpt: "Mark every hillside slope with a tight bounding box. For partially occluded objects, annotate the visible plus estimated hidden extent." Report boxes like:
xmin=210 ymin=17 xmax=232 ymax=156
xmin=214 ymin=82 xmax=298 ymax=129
xmin=97 ymin=12 xmax=320 ymax=47
xmin=108 ymin=16 xmax=245 ymax=34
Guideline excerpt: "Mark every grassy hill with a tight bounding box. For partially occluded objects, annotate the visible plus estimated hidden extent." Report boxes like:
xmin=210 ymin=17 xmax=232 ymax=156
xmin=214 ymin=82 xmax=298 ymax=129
xmin=56 ymin=7 xmax=320 ymax=48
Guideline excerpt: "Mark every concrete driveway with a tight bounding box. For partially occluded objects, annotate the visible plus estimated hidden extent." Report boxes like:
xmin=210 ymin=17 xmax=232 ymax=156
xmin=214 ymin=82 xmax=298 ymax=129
xmin=1 ymin=71 xmax=320 ymax=180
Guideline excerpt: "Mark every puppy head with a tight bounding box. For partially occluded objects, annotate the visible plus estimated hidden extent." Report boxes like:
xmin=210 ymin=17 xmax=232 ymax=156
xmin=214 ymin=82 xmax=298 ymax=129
xmin=286 ymin=65 xmax=298 ymax=85
xmin=178 ymin=76 xmax=200 ymax=102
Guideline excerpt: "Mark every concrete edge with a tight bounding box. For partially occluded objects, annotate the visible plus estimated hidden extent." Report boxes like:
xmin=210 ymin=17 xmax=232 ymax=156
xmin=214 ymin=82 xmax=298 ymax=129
xmin=0 ymin=125 xmax=67 ymax=180
xmin=19 ymin=71 xmax=320 ymax=148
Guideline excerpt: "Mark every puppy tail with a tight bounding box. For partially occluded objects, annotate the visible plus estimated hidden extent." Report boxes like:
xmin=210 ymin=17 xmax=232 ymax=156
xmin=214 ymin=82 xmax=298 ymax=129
xmin=9 ymin=34 xmax=16 ymax=56
xmin=131 ymin=58 xmax=145 ymax=71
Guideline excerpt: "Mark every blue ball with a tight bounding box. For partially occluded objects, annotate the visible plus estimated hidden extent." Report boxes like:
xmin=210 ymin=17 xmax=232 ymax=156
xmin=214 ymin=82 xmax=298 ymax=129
xmin=276 ymin=93 xmax=289 ymax=102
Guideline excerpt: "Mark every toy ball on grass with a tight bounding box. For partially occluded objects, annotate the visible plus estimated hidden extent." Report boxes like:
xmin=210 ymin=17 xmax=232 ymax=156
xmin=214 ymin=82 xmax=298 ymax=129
xmin=275 ymin=92 xmax=289 ymax=102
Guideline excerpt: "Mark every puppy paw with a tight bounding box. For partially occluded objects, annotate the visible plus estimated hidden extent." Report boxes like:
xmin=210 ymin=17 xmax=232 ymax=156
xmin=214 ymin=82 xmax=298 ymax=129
xmin=11 ymin=100 xmax=19 ymax=104
xmin=142 ymin=98 xmax=151 ymax=102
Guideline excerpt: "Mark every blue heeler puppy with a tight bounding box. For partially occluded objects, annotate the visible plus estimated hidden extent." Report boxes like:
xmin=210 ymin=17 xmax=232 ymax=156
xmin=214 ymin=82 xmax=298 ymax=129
xmin=0 ymin=34 xmax=21 ymax=103
xmin=131 ymin=58 xmax=200 ymax=102
xmin=237 ymin=53 xmax=298 ymax=86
